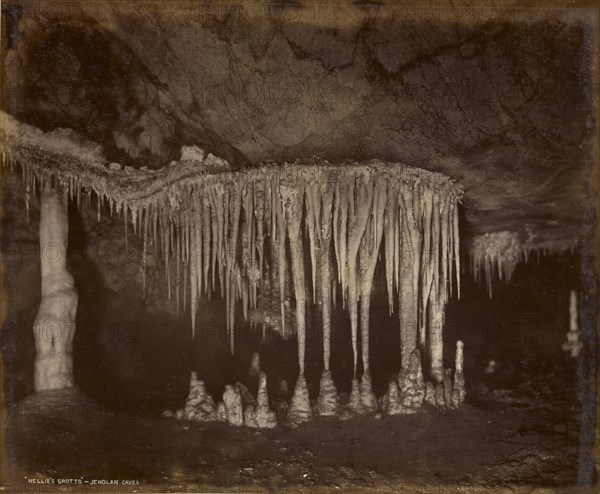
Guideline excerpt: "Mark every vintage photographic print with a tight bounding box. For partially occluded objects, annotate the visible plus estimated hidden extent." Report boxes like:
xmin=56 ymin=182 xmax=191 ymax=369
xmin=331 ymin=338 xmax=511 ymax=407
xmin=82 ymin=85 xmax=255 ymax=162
xmin=0 ymin=1 xmax=598 ymax=492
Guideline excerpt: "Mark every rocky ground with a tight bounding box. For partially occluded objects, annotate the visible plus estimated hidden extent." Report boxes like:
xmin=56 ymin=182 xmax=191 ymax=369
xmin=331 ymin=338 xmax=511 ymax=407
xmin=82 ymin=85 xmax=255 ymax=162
xmin=0 ymin=358 xmax=586 ymax=493
xmin=2 ymin=307 xmax=591 ymax=492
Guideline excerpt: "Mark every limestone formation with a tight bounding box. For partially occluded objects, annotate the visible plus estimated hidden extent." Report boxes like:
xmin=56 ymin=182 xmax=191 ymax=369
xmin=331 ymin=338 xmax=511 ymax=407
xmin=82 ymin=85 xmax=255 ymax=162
xmin=443 ymin=370 xmax=455 ymax=409
xmin=359 ymin=372 xmax=377 ymax=413
xmin=33 ymin=182 xmax=78 ymax=391
xmin=435 ymin=384 xmax=446 ymax=408
xmin=382 ymin=378 xmax=402 ymax=416
xmin=453 ymin=341 xmax=466 ymax=405
xmin=2 ymin=113 xmax=467 ymax=406
xmin=424 ymin=382 xmax=436 ymax=406
xmin=317 ymin=370 xmax=339 ymax=417
xmin=348 ymin=378 xmax=363 ymax=414
xmin=235 ymin=381 xmax=257 ymax=408
xmin=255 ymin=372 xmax=277 ymax=429
xmin=398 ymin=350 xmax=426 ymax=413
xmin=216 ymin=401 xmax=227 ymax=422
xmin=287 ymin=374 xmax=312 ymax=427
xmin=222 ymin=385 xmax=243 ymax=426
xmin=177 ymin=372 xmax=217 ymax=422
xmin=243 ymin=405 xmax=259 ymax=428
xmin=562 ymin=290 xmax=582 ymax=358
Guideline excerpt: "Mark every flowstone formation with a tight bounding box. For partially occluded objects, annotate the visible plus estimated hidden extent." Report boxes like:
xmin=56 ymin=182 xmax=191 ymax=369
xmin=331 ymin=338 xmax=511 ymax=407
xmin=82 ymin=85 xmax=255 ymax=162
xmin=2 ymin=112 xmax=464 ymax=409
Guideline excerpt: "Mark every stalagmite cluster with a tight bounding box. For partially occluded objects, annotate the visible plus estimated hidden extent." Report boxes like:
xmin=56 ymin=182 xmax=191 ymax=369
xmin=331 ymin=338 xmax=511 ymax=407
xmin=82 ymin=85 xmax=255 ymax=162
xmin=2 ymin=112 xmax=466 ymax=414
xmin=175 ymin=366 xmax=278 ymax=428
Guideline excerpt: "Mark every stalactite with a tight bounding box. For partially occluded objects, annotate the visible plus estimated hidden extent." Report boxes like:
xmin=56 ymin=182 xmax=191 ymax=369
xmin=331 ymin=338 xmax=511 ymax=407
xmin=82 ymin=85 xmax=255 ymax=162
xmin=428 ymin=192 xmax=444 ymax=382
xmin=358 ymin=178 xmax=387 ymax=375
xmin=3 ymin=113 xmax=465 ymax=400
xmin=383 ymin=188 xmax=397 ymax=315
xmin=345 ymin=177 xmax=374 ymax=376
xmin=281 ymin=180 xmax=306 ymax=375
xmin=453 ymin=200 xmax=461 ymax=299
xmin=419 ymin=191 xmax=434 ymax=348
xmin=320 ymin=186 xmax=334 ymax=371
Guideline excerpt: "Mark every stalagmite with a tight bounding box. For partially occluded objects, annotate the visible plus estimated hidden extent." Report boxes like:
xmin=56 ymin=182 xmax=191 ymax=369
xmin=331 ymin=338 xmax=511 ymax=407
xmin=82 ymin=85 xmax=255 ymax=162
xmin=287 ymin=374 xmax=312 ymax=427
xmin=443 ymin=370 xmax=454 ymax=409
xmin=562 ymin=290 xmax=582 ymax=358
xmin=255 ymin=372 xmax=277 ymax=429
xmin=317 ymin=370 xmax=338 ymax=416
xmin=424 ymin=382 xmax=436 ymax=406
xmin=453 ymin=340 xmax=466 ymax=405
xmin=33 ymin=181 xmax=78 ymax=391
xmin=397 ymin=349 xmax=426 ymax=413
xmin=243 ymin=404 xmax=259 ymax=428
xmin=176 ymin=372 xmax=217 ymax=421
xmin=359 ymin=372 xmax=377 ymax=413
xmin=382 ymin=377 xmax=402 ymax=415
xmin=236 ymin=381 xmax=257 ymax=408
xmin=222 ymin=385 xmax=243 ymax=426
xmin=435 ymin=383 xmax=446 ymax=408
xmin=216 ymin=401 xmax=227 ymax=422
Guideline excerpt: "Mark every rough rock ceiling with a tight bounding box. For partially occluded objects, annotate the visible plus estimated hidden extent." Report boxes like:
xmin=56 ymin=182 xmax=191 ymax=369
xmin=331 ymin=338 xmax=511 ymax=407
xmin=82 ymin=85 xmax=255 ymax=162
xmin=1 ymin=1 xmax=596 ymax=244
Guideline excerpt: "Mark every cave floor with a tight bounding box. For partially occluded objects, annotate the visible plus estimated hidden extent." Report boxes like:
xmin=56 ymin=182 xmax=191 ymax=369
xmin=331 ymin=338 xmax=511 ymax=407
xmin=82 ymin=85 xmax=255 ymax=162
xmin=3 ymin=358 xmax=585 ymax=494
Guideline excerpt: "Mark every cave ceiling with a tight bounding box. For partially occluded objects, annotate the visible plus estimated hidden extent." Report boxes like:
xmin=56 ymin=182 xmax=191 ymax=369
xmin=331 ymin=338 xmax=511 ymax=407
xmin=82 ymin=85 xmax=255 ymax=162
xmin=1 ymin=1 xmax=596 ymax=245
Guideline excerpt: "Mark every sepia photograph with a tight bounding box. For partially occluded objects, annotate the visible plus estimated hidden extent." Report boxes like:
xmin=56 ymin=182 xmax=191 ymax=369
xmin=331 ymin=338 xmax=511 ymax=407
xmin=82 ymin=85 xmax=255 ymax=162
xmin=0 ymin=1 xmax=598 ymax=492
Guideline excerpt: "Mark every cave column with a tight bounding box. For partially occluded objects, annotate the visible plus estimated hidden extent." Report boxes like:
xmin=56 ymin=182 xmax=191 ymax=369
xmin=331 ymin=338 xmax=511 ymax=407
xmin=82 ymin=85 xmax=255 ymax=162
xmin=33 ymin=181 xmax=78 ymax=391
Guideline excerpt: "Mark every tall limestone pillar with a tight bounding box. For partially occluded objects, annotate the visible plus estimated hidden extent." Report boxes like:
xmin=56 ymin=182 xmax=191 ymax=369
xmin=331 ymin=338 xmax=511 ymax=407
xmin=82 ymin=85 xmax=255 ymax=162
xmin=33 ymin=181 xmax=78 ymax=391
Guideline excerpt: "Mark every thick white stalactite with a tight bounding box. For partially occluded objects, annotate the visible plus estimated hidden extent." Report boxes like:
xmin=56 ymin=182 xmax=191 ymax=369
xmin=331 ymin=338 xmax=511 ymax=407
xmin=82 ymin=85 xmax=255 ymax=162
xmin=33 ymin=181 xmax=78 ymax=391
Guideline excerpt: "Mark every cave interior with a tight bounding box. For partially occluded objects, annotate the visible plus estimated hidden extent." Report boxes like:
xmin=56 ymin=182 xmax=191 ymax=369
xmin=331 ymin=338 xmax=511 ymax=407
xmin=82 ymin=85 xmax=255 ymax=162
xmin=0 ymin=1 xmax=597 ymax=491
